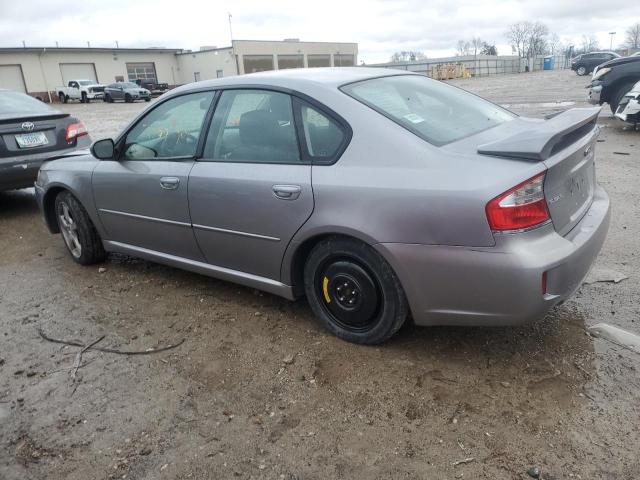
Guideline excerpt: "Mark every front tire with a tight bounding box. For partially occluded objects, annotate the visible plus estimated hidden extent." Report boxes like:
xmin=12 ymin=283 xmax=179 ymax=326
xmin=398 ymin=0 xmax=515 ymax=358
xmin=81 ymin=92 xmax=88 ymax=103
xmin=303 ymin=237 xmax=408 ymax=344
xmin=55 ymin=191 xmax=106 ymax=265
xmin=576 ymin=66 xmax=587 ymax=76
xmin=125 ymin=94 xmax=132 ymax=103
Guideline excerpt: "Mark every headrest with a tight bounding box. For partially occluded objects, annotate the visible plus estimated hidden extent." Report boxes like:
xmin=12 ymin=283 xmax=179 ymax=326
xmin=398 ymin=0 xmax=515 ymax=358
xmin=239 ymin=110 xmax=279 ymax=147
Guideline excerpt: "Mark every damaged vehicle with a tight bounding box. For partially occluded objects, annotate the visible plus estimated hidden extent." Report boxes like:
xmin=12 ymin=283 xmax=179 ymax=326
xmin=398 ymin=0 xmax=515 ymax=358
xmin=588 ymin=55 xmax=640 ymax=113
xmin=613 ymin=80 xmax=640 ymax=127
xmin=35 ymin=69 xmax=610 ymax=344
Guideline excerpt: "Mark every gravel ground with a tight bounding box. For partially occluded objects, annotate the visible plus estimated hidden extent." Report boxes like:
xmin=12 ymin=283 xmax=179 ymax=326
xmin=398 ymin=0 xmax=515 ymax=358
xmin=1 ymin=69 xmax=639 ymax=480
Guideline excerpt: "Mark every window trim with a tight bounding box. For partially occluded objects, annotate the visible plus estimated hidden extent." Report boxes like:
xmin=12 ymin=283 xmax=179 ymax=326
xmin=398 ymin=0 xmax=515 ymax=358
xmin=197 ymin=85 xmax=352 ymax=166
xmin=114 ymin=89 xmax=217 ymax=162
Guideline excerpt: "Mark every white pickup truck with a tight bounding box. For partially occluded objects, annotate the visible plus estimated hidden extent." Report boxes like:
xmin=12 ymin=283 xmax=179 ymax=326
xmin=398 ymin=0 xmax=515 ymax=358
xmin=56 ymin=80 xmax=105 ymax=103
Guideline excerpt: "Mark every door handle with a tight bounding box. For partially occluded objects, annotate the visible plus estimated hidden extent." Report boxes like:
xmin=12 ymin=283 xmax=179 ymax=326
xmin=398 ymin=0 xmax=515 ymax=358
xmin=160 ymin=177 xmax=180 ymax=190
xmin=272 ymin=184 xmax=301 ymax=200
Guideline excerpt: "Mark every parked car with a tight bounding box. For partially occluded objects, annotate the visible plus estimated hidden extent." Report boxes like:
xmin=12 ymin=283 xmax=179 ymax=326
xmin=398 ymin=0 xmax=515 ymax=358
xmin=103 ymin=82 xmax=151 ymax=103
xmin=135 ymin=79 xmax=169 ymax=97
xmin=613 ymin=79 xmax=640 ymax=126
xmin=56 ymin=79 xmax=105 ymax=103
xmin=0 ymin=89 xmax=90 ymax=191
xmin=571 ymin=52 xmax=620 ymax=76
xmin=35 ymin=68 xmax=609 ymax=344
xmin=588 ymin=55 xmax=640 ymax=112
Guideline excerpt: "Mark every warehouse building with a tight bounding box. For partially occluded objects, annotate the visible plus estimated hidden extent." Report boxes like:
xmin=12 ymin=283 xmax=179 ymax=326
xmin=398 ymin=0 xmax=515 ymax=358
xmin=0 ymin=39 xmax=358 ymax=102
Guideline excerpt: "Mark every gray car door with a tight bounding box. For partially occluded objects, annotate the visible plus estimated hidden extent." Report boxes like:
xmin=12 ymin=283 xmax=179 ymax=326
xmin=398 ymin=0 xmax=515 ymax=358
xmin=189 ymin=89 xmax=313 ymax=280
xmin=92 ymin=90 xmax=215 ymax=260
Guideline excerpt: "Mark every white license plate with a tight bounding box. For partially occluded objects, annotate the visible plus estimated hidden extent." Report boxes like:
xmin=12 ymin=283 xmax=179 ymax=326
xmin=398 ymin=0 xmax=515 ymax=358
xmin=15 ymin=132 xmax=48 ymax=149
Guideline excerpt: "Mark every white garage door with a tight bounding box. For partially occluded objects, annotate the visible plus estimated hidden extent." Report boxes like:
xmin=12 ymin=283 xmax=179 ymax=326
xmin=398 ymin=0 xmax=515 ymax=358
xmin=59 ymin=63 xmax=98 ymax=85
xmin=0 ymin=65 xmax=27 ymax=92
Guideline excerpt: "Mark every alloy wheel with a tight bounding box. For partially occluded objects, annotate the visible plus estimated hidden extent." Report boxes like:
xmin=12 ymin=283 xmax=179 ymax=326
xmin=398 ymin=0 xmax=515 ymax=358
xmin=58 ymin=201 xmax=82 ymax=258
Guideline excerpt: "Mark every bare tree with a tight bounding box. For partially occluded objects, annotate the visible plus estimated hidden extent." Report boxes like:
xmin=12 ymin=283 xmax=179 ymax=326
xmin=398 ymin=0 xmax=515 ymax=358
xmin=390 ymin=51 xmax=427 ymax=63
xmin=580 ymin=35 xmax=599 ymax=53
xmin=625 ymin=23 xmax=640 ymax=49
xmin=506 ymin=22 xmax=530 ymax=58
xmin=470 ymin=37 xmax=484 ymax=56
xmin=526 ymin=22 xmax=549 ymax=57
xmin=548 ymin=33 xmax=562 ymax=55
xmin=456 ymin=40 xmax=471 ymax=56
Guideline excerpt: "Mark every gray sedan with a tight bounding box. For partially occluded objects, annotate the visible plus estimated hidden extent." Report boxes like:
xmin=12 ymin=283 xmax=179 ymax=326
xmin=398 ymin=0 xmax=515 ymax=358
xmin=34 ymin=68 xmax=610 ymax=344
xmin=103 ymin=82 xmax=151 ymax=103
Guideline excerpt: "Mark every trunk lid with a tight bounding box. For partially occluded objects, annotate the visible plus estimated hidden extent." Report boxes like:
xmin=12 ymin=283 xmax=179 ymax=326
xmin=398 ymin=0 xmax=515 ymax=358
xmin=0 ymin=114 xmax=77 ymax=158
xmin=473 ymin=107 xmax=600 ymax=236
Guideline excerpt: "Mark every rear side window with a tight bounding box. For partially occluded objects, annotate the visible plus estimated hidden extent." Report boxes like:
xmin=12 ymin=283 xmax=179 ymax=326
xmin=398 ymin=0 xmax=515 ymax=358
xmin=298 ymin=104 xmax=345 ymax=162
xmin=202 ymin=89 xmax=300 ymax=164
xmin=341 ymin=75 xmax=514 ymax=146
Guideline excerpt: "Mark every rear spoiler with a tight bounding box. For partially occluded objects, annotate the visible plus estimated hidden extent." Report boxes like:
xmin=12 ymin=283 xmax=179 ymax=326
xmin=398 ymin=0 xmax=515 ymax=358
xmin=478 ymin=107 xmax=600 ymax=161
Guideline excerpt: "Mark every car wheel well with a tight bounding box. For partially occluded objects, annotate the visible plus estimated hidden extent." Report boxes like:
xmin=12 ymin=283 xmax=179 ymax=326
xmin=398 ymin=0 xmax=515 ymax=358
xmin=42 ymin=186 xmax=68 ymax=233
xmin=290 ymin=233 xmax=372 ymax=296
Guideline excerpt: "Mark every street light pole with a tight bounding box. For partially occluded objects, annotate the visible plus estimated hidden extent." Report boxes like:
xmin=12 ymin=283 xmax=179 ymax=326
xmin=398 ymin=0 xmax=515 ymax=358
xmin=609 ymin=32 xmax=616 ymax=51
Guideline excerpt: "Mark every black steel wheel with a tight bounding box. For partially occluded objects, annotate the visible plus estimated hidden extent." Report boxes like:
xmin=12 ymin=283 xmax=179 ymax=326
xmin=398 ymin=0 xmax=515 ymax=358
xmin=304 ymin=237 xmax=408 ymax=344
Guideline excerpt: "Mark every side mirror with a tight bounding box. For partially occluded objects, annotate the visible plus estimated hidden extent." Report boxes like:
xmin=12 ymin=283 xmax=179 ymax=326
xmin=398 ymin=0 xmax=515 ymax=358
xmin=91 ymin=138 xmax=115 ymax=160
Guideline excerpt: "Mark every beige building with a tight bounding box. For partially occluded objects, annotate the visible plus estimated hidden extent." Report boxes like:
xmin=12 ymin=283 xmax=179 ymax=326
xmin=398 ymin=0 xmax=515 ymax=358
xmin=0 ymin=39 xmax=358 ymax=102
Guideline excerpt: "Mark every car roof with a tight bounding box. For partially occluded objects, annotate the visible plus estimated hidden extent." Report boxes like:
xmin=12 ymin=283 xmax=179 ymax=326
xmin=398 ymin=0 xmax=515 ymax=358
xmin=171 ymin=67 xmax=416 ymax=95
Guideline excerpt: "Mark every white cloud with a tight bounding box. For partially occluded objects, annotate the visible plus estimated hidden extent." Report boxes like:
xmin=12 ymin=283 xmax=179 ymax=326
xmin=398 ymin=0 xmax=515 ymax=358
xmin=0 ymin=0 xmax=638 ymax=62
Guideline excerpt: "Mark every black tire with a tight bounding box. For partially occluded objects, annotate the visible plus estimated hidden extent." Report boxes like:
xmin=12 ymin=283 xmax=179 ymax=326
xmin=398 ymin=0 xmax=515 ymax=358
xmin=105 ymin=94 xmax=113 ymax=103
xmin=144 ymin=97 xmax=151 ymax=102
xmin=303 ymin=237 xmax=408 ymax=344
xmin=576 ymin=66 xmax=587 ymax=76
xmin=125 ymin=94 xmax=132 ymax=103
xmin=59 ymin=93 xmax=68 ymax=104
xmin=54 ymin=191 xmax=106 ymax=266
xmin=81 ymin=92 xmax=87 ymax=103
xmin=609 ymin=80 xmax=636 ymax=114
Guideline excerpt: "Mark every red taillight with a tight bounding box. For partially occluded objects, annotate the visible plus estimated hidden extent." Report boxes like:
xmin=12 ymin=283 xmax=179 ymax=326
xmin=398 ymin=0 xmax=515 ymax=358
xmin=65 ymin=122 xmax=88 ymax=142
xmin=486 ymin=172 xmax=550 ymax=231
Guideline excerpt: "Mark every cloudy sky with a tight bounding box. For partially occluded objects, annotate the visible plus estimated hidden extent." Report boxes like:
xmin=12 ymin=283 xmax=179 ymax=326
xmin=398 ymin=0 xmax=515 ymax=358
xmin=0 ymin=0 xmax=638 ymax=62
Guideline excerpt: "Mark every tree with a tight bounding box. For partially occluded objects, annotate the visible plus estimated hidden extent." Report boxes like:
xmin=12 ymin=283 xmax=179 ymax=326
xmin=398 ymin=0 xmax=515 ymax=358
xmin=580 ymin=35 xmax=599 ymax=54
xmin=481 ymin=43 xmax=498 ymax=55
xmin=547 ymin=32 xmax=562 ymax=55
xmin=506 ymin=21 xmax=549 ymax=59
xmin=456 ymin=40 xmax=471 ymax=56
xmin=506 ymin=22 xmax=529 ymax=58
xmin=390 ymin=50 xmax=427 ymax=62
xmin=625 ymin=23 xmax=640 ymax=49
xmin=470 ymin=37 xmax=484 ymax=56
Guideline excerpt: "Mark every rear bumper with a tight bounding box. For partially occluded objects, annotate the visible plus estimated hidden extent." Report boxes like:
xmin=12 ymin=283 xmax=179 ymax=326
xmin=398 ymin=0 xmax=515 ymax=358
xmin=0 ymin=136 xmax=91 ymax=191
xmin=375 ymin=185 xmax=610 ymax=327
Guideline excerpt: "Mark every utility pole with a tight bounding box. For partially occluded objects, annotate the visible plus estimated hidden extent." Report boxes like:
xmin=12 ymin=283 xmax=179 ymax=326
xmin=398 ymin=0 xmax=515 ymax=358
xmin=228 ymin=13 xmax=233 ymax=44
xmin=609 ymin=32 xmax=616 ymax=51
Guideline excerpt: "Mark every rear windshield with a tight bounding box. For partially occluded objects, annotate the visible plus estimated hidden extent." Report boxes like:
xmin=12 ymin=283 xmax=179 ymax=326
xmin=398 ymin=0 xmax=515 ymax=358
xmin=341 ymin=74 xmax=515 ymax=146
xmin=0 ymin=90 xmax=54 ymax=116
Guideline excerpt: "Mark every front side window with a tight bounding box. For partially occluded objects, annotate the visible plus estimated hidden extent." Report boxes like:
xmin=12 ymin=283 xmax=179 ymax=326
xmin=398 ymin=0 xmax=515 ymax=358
xmin=299 ymin=104 xmax=345 ymax=161
xmin=202 ymin=89 xmax=300 ymax=164
xmin=123 ymin=91 xmax=214 ymax=160
xmin=341 ymin=74 xmax=514 ymax=146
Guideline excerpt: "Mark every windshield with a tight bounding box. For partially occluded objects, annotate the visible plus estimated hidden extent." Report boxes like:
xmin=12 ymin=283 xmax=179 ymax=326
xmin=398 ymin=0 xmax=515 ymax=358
xmin=0 ymin=90 xmax=55 ymax=116
xmin=78 ymin=80 xmax=94 ymax=86
xmin=341 ymin=74 xmax=515 ymax=146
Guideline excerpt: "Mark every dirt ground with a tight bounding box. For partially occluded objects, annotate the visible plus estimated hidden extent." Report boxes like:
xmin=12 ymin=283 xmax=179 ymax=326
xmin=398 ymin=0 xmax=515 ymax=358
xmin=1 ymin=69 xmax=639 ymax=480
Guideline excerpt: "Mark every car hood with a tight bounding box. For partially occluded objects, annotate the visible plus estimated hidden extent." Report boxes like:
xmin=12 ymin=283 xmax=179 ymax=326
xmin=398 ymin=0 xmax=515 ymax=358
xmin=598 ymin=56 xmax=640 ymax=69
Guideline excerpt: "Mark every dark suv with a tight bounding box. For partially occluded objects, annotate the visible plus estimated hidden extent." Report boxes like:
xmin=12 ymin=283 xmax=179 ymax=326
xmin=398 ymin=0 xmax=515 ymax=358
xmin=571 ymin=52 xmax=620 ymax=76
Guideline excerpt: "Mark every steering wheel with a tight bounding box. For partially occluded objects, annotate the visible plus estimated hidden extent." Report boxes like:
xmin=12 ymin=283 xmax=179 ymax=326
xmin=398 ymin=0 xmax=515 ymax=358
xmin=160 ymin=131 xmax=199 ymax=156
